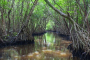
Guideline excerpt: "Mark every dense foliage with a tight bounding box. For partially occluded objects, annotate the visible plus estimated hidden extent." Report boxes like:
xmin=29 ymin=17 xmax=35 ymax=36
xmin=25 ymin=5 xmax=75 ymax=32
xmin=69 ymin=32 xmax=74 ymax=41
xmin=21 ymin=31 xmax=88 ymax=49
xmin=0 ymin=0 xmax=90 ymax=52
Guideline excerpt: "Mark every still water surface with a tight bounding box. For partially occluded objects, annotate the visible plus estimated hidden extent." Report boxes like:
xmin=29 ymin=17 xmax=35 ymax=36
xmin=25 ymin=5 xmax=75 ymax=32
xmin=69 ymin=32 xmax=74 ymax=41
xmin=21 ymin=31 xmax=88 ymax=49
xmin=0 ymin=33 xmax=80 ymax=60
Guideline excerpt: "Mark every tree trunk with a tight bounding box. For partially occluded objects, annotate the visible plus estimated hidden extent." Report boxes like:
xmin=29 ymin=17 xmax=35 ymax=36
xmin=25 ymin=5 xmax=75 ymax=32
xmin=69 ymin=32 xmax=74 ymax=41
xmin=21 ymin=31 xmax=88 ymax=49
xmin=1 ymin=8 xmax=7 ymax=36
xmin=12 ymin=7 xmax=15 ymax=32
xmin=7 ymin=0 xmax=15 ymax=34
xmin=20 ymin=0 xmax=24 ymax=29
xmin=16 ymin=0 xmax=38 ymax=40
xmin=83 ymin=0 xmax=89 ymax=33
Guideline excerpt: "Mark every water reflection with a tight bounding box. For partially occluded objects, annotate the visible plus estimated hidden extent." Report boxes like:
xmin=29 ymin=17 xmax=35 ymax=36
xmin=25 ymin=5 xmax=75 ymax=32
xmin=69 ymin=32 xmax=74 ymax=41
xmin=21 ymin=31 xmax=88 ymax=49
xmin=2 ymin=49 xmax=19 ymax=60
xmin=0 ymin=33 xmax=79 ymax=60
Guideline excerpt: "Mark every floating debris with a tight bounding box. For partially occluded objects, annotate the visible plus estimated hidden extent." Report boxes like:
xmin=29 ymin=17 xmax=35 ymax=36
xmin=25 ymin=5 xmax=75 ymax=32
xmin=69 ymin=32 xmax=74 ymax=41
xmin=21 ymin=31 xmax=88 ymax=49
xmin=27 ymin=53 xmax=34 ymax=58
xmin=42 ymin=47 xmax=47 ymax=50
xmin=33 ymin=51 xmax=40 ymax=55
xmin=35 ymin=54 xmax=42 ymax=60
xmin=42 ymin=49 xmax=53 ymax=54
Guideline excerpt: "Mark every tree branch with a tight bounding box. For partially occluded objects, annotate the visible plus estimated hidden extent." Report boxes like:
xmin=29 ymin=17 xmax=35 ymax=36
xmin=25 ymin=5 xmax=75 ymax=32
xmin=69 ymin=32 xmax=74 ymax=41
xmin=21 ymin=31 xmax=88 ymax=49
xmin=15 ymin=0 xmax=38 ymax=40
xmin=44 ymin=0 xmax=67 ymax=18
xmin=76 ymin=0 xmax=84 ymax=13
xmin=53 ymin=0 xmax=63 ymax=11
xmin=44 ymin=0 xmax=74 ymax=24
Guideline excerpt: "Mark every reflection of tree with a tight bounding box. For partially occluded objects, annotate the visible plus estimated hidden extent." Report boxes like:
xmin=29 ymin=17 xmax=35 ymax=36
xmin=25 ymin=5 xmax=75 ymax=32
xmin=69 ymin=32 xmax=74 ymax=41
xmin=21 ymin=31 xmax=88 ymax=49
xmin=2 ymin=49 xmax=19 ymax=60
xmin=16 ymin=44 xmax=35 ymax=55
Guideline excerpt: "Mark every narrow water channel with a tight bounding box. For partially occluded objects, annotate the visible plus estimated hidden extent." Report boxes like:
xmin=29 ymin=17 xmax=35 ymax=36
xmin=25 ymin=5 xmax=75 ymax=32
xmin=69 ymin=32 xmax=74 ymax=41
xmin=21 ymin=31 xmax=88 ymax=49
xmin=0 ymin=32 xmax=80 ymax=60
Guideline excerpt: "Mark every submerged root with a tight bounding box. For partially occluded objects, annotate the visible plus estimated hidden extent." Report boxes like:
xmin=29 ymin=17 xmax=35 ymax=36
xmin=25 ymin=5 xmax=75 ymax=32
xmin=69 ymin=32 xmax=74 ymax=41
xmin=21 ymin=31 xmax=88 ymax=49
xmin=68 ymin=23 xmax=90 ymax=59
xmin=70 ymin=22 xmax=90 ymax=54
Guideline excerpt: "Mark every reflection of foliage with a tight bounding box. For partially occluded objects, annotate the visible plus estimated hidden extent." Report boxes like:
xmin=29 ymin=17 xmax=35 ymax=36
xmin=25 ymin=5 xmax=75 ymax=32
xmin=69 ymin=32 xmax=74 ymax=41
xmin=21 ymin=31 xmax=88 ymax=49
xmin=45 ymin=33 xmax=55 ymax=49
xmin=45 ymin=33 xmax=55 ymax=43
xmin=2 ymin=49 xmax=19 ymax=60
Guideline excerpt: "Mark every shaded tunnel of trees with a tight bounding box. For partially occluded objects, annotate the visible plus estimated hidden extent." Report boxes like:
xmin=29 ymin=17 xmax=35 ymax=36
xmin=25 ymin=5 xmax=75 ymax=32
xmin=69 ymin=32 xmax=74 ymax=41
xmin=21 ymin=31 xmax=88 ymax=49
xmin=0 ymin=0 xmax=90 ymax=59
xmin=0 ymin=0 xmax=70 ymax=44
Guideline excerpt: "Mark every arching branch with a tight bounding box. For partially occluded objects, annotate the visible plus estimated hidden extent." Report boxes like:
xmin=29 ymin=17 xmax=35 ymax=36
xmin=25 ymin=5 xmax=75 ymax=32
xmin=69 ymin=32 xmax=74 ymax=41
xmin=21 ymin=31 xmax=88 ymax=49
xmin=44 ymin=0 xmax=74 ymax=24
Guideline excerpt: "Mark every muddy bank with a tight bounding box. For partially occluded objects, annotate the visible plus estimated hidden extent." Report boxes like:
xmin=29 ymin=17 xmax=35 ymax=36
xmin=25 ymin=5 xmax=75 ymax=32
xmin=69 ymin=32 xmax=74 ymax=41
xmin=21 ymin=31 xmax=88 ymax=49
xmin=0 ymin=36 xmax=34 ymax=48
xmin=32 ymin=31 xmax=46 ymax=36
xmin=32 ymin=30 xmax=70 ymax=40
xmin=0 ymin=40 xmax=34 ymax=48
xmin=0 ymin=31 xmax=70 ymax=48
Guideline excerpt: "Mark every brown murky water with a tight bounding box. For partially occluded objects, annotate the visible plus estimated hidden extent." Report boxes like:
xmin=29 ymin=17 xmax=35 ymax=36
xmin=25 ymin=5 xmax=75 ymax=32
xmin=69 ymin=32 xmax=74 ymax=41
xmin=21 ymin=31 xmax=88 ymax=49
xmin=0 ymin=33 xmax=80 ymax=60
